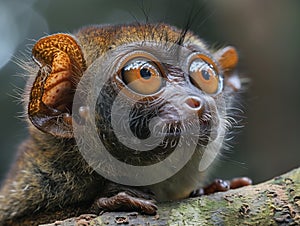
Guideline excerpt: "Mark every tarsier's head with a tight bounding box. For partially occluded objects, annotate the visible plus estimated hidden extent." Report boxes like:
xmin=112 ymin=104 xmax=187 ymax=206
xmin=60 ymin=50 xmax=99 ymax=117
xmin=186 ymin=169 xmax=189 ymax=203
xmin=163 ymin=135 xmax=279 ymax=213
xmin=28 ymin=24 xmax=240 ymax=185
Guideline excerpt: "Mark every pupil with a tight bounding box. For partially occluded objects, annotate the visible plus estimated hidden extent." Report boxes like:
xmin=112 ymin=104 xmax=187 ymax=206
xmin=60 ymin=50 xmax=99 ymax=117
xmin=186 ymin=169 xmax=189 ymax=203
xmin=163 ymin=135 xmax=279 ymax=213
xmin=201 ymin=69 xmax=210 ymax=80
xmin=140 ymin=68 xmax=151 ymax=79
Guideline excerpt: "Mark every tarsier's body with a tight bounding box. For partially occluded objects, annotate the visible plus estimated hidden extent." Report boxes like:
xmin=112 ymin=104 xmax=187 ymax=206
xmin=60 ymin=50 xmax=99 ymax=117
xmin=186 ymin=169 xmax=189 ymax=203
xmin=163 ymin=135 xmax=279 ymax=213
xmin=0 ymin=23 xmax=250 ymax=225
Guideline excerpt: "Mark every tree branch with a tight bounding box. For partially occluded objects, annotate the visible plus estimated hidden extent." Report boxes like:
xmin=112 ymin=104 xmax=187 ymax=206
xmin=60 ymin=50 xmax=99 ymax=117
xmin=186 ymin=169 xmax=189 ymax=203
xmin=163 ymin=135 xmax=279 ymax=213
xmin=42 ymin=167 xmax=300 ymax=225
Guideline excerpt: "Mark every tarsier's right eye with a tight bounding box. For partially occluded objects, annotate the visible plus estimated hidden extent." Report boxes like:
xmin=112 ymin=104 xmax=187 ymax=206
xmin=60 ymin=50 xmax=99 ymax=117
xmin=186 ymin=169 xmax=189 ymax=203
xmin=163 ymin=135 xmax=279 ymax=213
xmin=120 ymin=57 xmax=163 ymax=95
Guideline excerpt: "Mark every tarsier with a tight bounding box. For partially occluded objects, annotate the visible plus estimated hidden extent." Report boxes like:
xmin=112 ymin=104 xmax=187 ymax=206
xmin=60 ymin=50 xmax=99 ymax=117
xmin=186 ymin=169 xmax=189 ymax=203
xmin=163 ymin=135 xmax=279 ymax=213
xmin=0 ymin=23 xmax=251 ymax=225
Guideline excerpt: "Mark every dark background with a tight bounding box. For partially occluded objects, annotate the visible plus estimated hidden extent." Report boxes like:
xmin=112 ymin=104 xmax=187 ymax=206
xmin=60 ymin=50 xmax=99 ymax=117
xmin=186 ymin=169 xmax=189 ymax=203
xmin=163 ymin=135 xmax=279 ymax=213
xmin=0 ymin=0 xmax=299 ymax=185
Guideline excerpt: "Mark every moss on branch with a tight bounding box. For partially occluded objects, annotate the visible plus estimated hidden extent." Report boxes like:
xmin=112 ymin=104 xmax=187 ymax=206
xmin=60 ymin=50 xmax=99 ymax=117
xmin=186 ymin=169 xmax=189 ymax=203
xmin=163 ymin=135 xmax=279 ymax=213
xmin=42 ymin=167 xmax=300 ymax=226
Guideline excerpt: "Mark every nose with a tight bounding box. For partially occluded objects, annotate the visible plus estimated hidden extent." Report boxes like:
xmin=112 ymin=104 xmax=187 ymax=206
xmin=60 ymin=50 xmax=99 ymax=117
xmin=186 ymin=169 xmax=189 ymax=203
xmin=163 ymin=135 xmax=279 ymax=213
xmin=184 ymin=96 xmax=202 ymax=111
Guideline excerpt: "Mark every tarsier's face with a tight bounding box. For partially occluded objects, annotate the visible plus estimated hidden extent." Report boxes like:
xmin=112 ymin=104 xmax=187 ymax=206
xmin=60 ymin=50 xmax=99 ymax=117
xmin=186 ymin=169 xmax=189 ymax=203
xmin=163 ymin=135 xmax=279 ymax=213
xmin=28 ymin=24 xmax=239 ymax=186
xmin=94 ymin=42 xmax=224 ymax=166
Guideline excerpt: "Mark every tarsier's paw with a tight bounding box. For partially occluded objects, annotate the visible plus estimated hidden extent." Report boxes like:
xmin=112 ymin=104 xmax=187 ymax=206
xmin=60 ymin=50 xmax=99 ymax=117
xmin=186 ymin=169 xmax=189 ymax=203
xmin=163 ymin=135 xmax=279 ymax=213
xmin=93 ymin=192 xmax=157 ymax=215
xmin=190 ymin=177 xmax=252 ymax=197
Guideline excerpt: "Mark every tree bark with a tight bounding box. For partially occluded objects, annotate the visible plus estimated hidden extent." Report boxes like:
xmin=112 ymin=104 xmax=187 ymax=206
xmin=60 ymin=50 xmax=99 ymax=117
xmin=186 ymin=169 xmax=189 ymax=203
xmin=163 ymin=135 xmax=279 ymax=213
xmin=42 ymin=167 xmax=300 ymax=225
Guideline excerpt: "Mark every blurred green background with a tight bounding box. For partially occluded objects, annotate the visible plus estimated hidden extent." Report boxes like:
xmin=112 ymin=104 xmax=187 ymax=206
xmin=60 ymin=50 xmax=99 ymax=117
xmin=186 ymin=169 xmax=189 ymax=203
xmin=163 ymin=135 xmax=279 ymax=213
xmin=0 ymin=0 xmax=299 ymax=185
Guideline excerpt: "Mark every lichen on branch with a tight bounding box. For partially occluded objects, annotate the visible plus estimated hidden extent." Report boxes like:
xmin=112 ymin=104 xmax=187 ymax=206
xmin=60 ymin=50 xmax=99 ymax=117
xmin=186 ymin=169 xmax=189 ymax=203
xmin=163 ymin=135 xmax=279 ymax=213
xmin=42 ymin=167 xmax=300 ymax=226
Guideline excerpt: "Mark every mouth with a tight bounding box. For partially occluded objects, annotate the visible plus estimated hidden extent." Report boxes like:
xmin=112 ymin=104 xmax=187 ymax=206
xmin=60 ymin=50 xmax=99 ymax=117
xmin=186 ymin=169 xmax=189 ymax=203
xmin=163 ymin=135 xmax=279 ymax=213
xmin=163 ymin=125 xmax=182 ymax=137
xmin=130 ymin=116 xmax=213 ymax=145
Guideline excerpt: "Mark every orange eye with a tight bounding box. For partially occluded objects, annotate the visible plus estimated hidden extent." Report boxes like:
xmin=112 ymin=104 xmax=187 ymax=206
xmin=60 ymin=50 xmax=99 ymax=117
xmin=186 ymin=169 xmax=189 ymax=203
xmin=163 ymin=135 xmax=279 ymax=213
xmin=120 ymin=58 xmax=163 ymax=95
xmin=189 ymin=58 xmax=221 ymax=94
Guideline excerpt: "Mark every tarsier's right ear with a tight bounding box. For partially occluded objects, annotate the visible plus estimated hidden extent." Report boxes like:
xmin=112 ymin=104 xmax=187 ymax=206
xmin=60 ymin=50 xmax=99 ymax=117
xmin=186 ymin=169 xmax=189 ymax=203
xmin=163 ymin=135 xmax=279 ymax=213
xmin=29 ymin=34 xmax=86 ymax=138
xmin=214 ymin=46 xmax=241 ymax=92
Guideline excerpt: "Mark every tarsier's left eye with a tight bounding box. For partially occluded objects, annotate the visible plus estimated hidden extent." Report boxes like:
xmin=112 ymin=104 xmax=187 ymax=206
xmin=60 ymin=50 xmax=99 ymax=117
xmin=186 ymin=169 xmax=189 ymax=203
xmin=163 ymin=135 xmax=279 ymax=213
xmin=120 ymin=57 xmax=163 ymax=95
xmin=189 ymin=56 xmax=222 ymax=94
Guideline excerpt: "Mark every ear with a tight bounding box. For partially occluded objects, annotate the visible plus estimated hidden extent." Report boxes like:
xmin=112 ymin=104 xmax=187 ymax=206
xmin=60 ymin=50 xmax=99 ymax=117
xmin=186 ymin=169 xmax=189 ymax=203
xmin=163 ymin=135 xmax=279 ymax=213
xmin=29 ymin=33 xmax=86 ymax=138
xmin=214 ymin=46 xmax=241 ymax=91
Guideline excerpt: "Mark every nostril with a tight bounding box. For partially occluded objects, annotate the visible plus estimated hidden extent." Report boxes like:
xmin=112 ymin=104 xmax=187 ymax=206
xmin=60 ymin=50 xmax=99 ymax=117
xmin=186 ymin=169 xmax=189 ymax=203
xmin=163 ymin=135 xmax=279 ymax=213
xmin=184 ymin=96 xmax=202 ymax=110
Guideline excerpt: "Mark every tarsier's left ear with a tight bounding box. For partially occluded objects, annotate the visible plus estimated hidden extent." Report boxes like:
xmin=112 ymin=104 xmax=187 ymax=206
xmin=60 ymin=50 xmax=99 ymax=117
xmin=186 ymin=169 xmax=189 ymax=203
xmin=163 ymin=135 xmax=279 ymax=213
xmin=214 ymin=46 xmax=241 ymax=91
xmin=29 ymin=34 xmax=86 ymax=138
